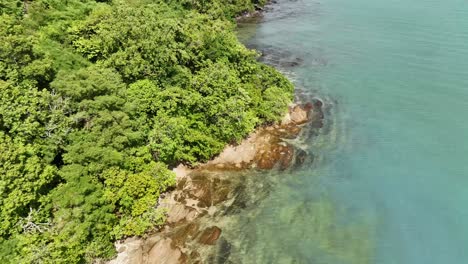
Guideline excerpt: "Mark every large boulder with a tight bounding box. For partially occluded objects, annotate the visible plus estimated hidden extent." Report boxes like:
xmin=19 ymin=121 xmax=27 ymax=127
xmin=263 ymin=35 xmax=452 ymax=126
xmin=147 ymin=238 xmax=184 ymax=264
xmin=108 ymin=238 xmax=143 ymax=264
xmin=289 ymin=103 xmax=313 ymax=125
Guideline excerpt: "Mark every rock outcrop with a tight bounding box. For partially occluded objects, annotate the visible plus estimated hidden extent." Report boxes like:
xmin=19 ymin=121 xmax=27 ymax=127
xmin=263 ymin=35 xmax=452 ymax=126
xmin=205 ymin=101 xmax=322 ymax=171
xmin=107 ymin=100 xmax=324 ymax=264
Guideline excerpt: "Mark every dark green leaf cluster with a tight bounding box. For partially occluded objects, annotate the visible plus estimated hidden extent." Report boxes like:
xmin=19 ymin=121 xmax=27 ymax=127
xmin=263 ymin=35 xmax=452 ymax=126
xmin=0 ymin=0 xmax=293 ymax=262
xmin=173 ymin=0 xmax=269 ymax=18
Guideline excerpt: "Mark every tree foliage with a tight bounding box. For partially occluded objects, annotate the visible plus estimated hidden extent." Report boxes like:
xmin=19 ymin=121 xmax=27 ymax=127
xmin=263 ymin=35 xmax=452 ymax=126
xmin=0 ymin=0 xmax=293 ymax=262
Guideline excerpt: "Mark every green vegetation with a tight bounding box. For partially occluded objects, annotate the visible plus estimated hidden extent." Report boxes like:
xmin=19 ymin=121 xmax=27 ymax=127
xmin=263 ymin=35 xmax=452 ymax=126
xmin=0 ymin=0 xmax=293 ymax=262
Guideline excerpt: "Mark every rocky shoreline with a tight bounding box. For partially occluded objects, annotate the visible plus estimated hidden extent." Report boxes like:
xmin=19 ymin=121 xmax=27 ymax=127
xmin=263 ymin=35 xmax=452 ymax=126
xmin=108 ymin=100 xmax=324 ymax=264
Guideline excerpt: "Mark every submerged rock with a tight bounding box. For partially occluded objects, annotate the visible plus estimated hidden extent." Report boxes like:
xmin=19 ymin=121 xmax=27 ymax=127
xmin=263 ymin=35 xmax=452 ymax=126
xmin=213 ymin=238 xmax=232 ymax=264
xmin=198 ymin=226 xmax=222 ymax=245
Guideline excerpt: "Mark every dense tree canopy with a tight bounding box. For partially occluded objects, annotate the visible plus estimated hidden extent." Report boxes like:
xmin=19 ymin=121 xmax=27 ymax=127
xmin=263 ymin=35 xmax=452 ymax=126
xmin=0 ymin=0 xmax=293 ymax=262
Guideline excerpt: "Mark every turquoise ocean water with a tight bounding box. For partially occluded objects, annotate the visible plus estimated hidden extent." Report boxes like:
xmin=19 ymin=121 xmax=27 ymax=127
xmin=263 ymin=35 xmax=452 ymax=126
xmin=225 ymin=0 xmax=468 ymax=263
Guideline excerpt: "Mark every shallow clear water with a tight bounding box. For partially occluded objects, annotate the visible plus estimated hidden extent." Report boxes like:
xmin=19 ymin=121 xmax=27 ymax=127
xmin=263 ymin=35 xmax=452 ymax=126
xmin=226 ymin=0 xmax=468 ymax=263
